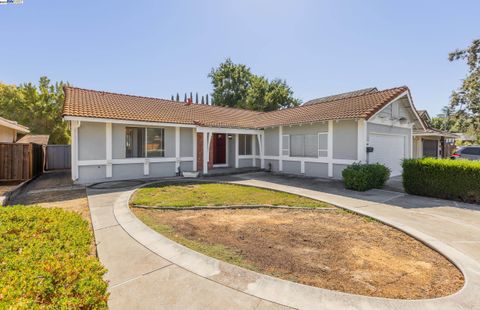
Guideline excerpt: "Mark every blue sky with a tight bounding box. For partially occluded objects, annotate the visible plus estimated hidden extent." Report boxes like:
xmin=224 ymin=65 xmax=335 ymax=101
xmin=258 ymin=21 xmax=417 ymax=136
xmin=0 ymin=1 xmax=478 ymax=115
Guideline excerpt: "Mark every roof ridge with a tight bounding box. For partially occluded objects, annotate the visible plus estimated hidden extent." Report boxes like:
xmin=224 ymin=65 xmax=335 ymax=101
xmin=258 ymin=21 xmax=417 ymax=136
xmin=64 ymin=86 xmax=263 ymax=115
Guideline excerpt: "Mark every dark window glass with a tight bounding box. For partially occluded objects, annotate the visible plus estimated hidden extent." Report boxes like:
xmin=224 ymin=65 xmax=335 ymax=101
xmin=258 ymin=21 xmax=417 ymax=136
xmin=125 ymin=127 xmax=145 ymax=158
xmin=239 ymin=134 xmax=252 ymax=155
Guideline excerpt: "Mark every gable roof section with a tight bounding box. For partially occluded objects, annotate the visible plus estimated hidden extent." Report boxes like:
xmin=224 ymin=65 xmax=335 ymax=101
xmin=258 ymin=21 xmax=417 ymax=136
xmin=303 ymin=87 xmax=378 ymax=106
xmin=255 ymin=86 xmax=408 ymax=127
xmin=63 ymin=86 xmax=409 ymax=129
xmin=0 ymin=116 xmax=29 ymax=133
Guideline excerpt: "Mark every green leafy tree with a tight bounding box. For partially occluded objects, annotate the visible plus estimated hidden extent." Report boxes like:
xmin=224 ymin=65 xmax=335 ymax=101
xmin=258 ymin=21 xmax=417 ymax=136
xmin=208 ymin=58 xmax=252 ymax=109
xmin=449 ymin=39 xmax=480 ymax=137
xmin=0 ymin=77 xmax=70 ymax=144
xmin=209 ymin=58 xmax=300 ymax=111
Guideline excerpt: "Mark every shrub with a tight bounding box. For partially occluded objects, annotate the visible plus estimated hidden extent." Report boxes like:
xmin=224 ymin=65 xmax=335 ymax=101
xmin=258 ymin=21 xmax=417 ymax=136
xmin=403 ymin=158 xmax=480 ymax=203
xmin=342 ymin=163 xmax=391 ymax=191
xmin=0 ymin=206 xmax=109 ymax=309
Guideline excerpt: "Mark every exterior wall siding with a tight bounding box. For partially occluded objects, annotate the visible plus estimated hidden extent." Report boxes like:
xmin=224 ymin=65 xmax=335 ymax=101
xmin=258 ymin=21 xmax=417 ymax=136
xmin=78 ymin=122 xmax=106 ymax=160
xmin=180 ymin=128 xmax=193 ymax=157
xmin=305 ymin=162 xmax=328 ymax=178
xmin=333 ymin=164 xmax=349 ymax=179
xmin=265 ymin=159 xmax=279 ymax=172
xmin=332 ymin=120 xmax=357 ymax=160
xmin=0 ymin=126 xmax=16 ymax=143
xmin=283 ymin=160 xmax=301 ymax=174
xmin=264 ymin=127 xmax=279 ymax=156
xmin=238 ymin=158 xmax=254 ymax=168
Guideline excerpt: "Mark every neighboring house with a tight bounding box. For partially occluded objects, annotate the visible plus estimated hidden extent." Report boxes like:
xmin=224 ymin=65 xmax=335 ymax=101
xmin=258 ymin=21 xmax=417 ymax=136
xmin=412 ymin=110 xmax=457 ymax=158
xmin=62 ymin=86 xmax=426 ymax=183
xmin=0 ymin=116 xmax=29 ymax=143
xmin=16 ymin=134 xmax=50 ymax=145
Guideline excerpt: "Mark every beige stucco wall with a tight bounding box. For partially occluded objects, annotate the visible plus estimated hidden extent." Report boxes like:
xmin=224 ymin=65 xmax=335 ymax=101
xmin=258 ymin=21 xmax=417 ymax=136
xmin=0 ymin=125 xmax=16 ymax=143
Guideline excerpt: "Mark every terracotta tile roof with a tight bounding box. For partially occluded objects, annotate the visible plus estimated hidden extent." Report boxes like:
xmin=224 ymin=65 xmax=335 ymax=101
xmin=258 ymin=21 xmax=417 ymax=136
xmin=16 ymin=134 xmax=50 ymax=145
xmin=63 ymin=87 xmax=262 ymax=129
xmin=255 ymin=86 xmax=409 ymax=127
xmin=63 ymin=86 xmax=409 ymax=129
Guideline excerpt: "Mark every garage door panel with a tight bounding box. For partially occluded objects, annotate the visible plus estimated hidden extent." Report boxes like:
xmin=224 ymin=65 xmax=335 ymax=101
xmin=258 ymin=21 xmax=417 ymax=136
xmin=368 ymin=134 xmax=405 ymax=176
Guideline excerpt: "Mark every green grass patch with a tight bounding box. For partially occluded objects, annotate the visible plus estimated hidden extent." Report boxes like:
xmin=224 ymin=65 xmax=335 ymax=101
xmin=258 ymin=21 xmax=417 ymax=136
xmin=131 ymin=183 xmax=331 ymax=208
xmin=0 ymin=206 xmax=108 ymax=309
xmin=135 ymin=212 xmax=258 ymax=271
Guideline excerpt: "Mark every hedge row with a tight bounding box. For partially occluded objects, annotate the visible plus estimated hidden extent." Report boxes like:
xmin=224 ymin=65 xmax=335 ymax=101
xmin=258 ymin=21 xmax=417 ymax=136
xmin=342 ymin=163 xmax=390 ymax=191
xmin=402 ymin=158 xmax=480 ymax=203
xmin=0 ymin=206 xmax=108 ymax=308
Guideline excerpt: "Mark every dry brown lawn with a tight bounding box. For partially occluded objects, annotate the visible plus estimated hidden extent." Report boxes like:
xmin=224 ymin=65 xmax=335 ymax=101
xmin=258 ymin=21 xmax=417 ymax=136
xmin=133 ymin=207 xmax=464 ymax=299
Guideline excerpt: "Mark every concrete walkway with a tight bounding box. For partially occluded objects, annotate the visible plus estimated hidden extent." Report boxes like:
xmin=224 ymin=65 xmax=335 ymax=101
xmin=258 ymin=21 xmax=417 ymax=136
xmin=86 ymin=173 xmax=480 ymax=310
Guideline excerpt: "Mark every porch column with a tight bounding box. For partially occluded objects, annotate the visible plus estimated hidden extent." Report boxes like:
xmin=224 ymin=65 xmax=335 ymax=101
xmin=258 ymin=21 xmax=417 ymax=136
xmin=234 ymin=134 xmax=239 ymax=168
xmin=256 ymin=134 xmax=264 ymax=169
xmin=357 ymin=119 xmax=367 ymax=163
xmin=327 ymin=120 xmax=334 ymax=177
xmin=71 ymin=120 xmax=80 ymax=181
xmin=202 ymin=132 xmax=208 ymax=174
xmin=175 ymin=127 xmax=180 ymax=173
xmin=105 ymin=122 xmax=113 ymax=178
xmin=252 ymin=134 xmax=256 ymax=166
xmin=278 ymin=126 xmax=283 ymax=171
xmin=192 ymin=129 xmax=197 ymax=171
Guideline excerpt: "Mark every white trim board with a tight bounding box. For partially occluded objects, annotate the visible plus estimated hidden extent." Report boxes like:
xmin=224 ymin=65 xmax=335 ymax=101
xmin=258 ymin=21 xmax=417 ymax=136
xmin=64 ymin=116 xmax=196 ymax=128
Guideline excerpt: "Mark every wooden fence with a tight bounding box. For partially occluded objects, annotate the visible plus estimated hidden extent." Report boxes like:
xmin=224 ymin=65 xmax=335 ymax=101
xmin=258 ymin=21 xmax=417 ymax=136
xmin=46 ymin=145 xmax=71 ymax=170
xmin=0 ymin=143 xmax=45 ymax=181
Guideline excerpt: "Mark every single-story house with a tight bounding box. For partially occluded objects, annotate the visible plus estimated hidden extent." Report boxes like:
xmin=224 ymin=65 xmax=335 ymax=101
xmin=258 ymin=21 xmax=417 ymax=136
xmin=62 ymin=86 xmax=428 ymax=184
xmin=412 ymin=110 xmax=457 ymax=158
xmin=0 ymin=116 xmax=29 ymax=143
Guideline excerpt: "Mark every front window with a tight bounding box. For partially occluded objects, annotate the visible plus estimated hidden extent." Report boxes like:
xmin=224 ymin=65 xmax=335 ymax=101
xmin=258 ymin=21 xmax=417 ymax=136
xmin=290 ymin=134 xmax=318 ymax=157
xmin=126 ymin=127 xmax=165 ymax=158
xmin=239 ymin=134 xmax=252 ymax=155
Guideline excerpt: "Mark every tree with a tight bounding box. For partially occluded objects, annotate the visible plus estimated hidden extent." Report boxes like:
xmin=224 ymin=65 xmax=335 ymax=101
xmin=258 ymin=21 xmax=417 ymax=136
xmin=208 ymin=58 xmax=253 ymax=109
xmin=449 ymin=39 xmax=480 ymax=135
xmin=0 ymin=77 xmax=70 ymax=144
xmin=201 ymin=96 xmax=205 ymax=104
xmin=171 ymin=95 xmax=174 ymax=101
xmin=208 ymin=58 xmax=300 ymax=111
xmin=195 ymin=92 xmax=199 ymax=103
xmin=176 ymin=93 xmax=180 ymax=101
xmin=206 ymin=94 xmax=209 ymax=105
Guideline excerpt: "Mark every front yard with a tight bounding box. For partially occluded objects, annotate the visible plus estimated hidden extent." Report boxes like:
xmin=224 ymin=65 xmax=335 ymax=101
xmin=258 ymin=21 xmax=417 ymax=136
xmin=131 ymin=182 xmax=464 ymax=299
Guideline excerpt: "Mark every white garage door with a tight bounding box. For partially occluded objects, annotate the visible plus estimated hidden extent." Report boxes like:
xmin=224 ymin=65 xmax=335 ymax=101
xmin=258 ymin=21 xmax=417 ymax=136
xmin=368 ymin=134 xmax=405 ymax=176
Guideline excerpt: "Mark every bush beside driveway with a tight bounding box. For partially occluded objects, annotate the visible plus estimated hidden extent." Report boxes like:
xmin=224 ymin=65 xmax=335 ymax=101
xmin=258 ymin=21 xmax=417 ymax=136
xmin=403 ymin=158 xmax=480 ymax=203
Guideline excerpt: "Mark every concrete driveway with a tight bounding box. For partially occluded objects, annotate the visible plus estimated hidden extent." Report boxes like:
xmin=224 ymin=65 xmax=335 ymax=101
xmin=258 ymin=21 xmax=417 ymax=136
xmin=86 ymin=173 xmax=480 ymax=309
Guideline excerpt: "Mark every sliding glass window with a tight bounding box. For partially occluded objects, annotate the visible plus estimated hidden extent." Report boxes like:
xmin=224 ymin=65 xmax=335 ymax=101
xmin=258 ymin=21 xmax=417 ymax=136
xmin=125 ymin=127 xmax=165 ymax=158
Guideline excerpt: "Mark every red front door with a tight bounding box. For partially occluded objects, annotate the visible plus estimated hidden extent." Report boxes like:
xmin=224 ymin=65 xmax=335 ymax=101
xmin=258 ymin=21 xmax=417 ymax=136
xmin=212 ymin=134 xmax=226 ymax=165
